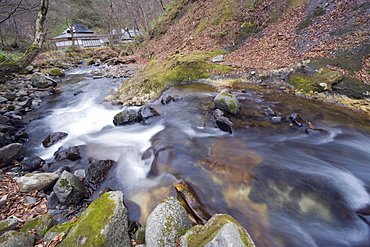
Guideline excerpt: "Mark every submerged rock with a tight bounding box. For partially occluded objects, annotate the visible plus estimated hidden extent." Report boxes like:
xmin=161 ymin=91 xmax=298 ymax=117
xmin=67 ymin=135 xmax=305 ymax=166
xmin=179 ymin=214 xmax=255 ymax=247
xmin=214 ymin=89 xmax=240 ymax=115
xmin=53 ymin=171 xmax=86 ymax=205
xmin=145 ymin=196 xmax=192 ymax=247
xmin=58 ymin=191 xmax=131 ymax=247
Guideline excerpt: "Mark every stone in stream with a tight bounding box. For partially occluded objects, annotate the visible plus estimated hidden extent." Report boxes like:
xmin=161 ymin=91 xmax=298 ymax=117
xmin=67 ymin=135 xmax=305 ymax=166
xmin=57 ymin=191 xmax=131 ymax=247
xmin=113 ymin=107 xmax=141 ymax=126
xmin=42 ymin=132 xmax=68 ymax=148
xmin=145 ymin=196 xmax=192 ymax=247
xmin=214 ymin=89 xmax=240 ymax=115
xmin=85 ymin=159 xmax=115 ymax=190
xmin=179 ymin=214 xmax=255 ymax=247
xmin=215 ymin=116 xmax=233 ymax=134
xmin=138 ymin=105 xmax=160 ymax=124
xmin=289 ymin=113 xmax=306 ymax=127
xmin=15 ymin=172 xmax=59 ymax=193
xmin=21 ymin=155 xmax=45 ymax=172
xmin=53 ymin=171 xmax=86 ymax=205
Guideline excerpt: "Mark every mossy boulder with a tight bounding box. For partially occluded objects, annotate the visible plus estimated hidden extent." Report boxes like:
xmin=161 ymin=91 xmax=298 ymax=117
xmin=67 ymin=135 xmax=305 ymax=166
xmin=115 ymin=51 xmax=233 ymax=105
xmin=0 ymin=230 xmax=35 ymax=247
xmin=288 ymin=66 xmax=344 ymax=93
xmin=21 ymin=213 xmax=57 ymax=238
xmin=179 ymin=214 xmax=255 ymax=247
xmin=48 ymin=68 xmax=65 ymax=77
xmin=58 ymin=191 xmax=130 ymax=247
xmin=43 ymin=221 xmax=75 ymax=242
xmin=214 ymin=89 xmax=240 ymax=114
xmin=145 ymin=196 xmax=192 ymax=247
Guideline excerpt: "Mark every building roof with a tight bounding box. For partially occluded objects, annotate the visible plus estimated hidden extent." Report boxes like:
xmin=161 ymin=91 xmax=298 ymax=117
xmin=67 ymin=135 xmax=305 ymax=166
xmin=63 ymin=23 xmax=94 ymax=34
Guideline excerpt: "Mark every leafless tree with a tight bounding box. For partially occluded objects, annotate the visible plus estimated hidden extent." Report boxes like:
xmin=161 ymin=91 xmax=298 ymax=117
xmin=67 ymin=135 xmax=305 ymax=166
xmin=0 ymin=0 xmax=49 ymax=75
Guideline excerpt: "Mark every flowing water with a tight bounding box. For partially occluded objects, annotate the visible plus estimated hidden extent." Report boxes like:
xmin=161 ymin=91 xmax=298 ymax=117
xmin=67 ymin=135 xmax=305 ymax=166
xmin=25 ymin=66 xmax=370 ymax=247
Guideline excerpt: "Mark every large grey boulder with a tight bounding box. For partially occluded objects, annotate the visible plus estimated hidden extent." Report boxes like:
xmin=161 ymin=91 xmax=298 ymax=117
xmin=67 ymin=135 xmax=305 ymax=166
xmin=0 ymin=230 xmax=35 ymax=247
xmin=58 ymin=191 xmax=131 ymax=247
xmin=21 ymin=213 xmax=57 ymax=238
xmin=16 ymin=172 xmax=59 ymax=193
xmin=30 ymin=72 xmax=57 ymax=88
xmin=145 ymin=196 xmax=192 ymax=247
xmin=214 ymin=89 xmax=240 ymax=114
xmin=53 ymin=171 xmax=86 ymax=205
xmin=0 ymin=217 xmax=18 ymax=236
xmin=179 ymin=214 xmax=255 ymax=247
xmin=0 ymin=143 xmax=22 ymax=168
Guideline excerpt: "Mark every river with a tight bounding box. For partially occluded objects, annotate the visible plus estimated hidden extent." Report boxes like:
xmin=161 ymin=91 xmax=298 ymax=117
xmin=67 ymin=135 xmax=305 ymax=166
xmin=24 ymin=66 xmax=370 ymax=247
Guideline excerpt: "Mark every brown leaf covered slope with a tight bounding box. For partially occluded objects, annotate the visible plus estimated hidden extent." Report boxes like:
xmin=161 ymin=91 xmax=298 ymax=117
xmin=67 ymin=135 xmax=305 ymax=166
xmin=143 ymin=0 xmax=369 ymax=81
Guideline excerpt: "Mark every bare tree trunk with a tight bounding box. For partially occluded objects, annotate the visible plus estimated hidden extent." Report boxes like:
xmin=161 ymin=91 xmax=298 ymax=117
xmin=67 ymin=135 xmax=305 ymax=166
xmin=0 ymin=0 xmax=49 ymax=76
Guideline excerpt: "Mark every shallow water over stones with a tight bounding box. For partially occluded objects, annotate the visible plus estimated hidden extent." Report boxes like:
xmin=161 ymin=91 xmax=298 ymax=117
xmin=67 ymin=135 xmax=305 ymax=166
xmin=25 ymin=67 xmax=370 ymax=247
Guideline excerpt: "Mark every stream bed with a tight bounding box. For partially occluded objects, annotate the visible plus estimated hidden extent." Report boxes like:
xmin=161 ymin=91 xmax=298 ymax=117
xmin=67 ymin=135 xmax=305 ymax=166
xmin=24 ymin=66 xmax=370 ymax=247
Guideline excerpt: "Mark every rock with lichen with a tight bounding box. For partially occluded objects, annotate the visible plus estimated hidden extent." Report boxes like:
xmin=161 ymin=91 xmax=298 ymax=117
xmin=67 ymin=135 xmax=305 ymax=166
xmin=53 ymin=171 xmax=86 ymax=205
xmin=179 ymin=214 xmax=255 ymax=247
xmin=15 ymin=172 xmax=59 ymax=193
xmin=0 ymin=230 xmax=35 ymax=247
xmin=57 ymin=191 xmax=130 ymax=247
xmin=145 ymin=196 xmax=192 ymax=247
xmin=214 ymin=89 xmax=240 ymax=115
xmin=21 ymin=213 xmax=57 ymax=238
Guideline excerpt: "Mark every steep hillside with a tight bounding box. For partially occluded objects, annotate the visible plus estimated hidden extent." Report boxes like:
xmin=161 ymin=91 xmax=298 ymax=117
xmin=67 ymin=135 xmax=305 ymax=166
xmin=144 ymin=0 xmax=369 ymax=76
xmin=113 ymin=0 xmax=370 ymax=113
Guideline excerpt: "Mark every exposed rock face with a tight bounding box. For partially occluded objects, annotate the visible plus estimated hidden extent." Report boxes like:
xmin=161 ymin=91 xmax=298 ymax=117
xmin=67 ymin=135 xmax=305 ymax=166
xmin=0 ymin=143 xmax=22 ymax=168
xmin=53 ymin=171 xmax=86 ymax=205
xmin=42 ymin=132 xmax=68 ymax=148
xmin=145 ymin=196 xmax=192 ymax=247
xmin=214 ymin=89 xmax=240 ymax=115
xmin=30 ymin=72 xmax=57 ymax=88
xmin=15 ymin=172 xmax=59 ymax=193
xmin=21 ymin=213 xmax=57 ymax=238
xmin=58 ymin=191 xmax=131 ymax=247
xmin=179 ymin=214 xmax=255 ymax=247
xmin=0 ymin=230 xmax=35 ymax=247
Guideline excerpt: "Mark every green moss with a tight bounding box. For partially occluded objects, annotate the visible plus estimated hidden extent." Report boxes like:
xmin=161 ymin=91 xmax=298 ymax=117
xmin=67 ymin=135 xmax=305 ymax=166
xmin=48 ymin=68 xmax=65 ymax=77
xmin=184 ymin=214 xmax=255 ymax=246
xmin=116 ymin=51 xmax=234 ymax=105
xmin=21 ymin=213 xmax=56 ymax=237
xmin=58 ymin=193 xmax=116 ymax=247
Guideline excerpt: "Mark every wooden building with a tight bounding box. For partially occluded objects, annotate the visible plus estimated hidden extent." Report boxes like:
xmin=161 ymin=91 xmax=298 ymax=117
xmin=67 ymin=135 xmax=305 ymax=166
xmin=52 ymin=24 xmax=103 ymax=50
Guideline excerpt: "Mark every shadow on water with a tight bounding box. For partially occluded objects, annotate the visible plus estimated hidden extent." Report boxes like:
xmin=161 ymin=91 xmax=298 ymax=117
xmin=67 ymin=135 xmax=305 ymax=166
xmin=25 ymin=67 xmax=370 ymax=247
